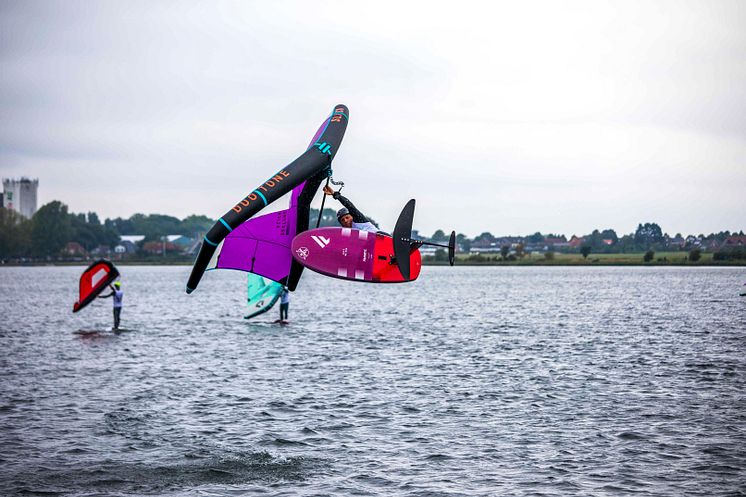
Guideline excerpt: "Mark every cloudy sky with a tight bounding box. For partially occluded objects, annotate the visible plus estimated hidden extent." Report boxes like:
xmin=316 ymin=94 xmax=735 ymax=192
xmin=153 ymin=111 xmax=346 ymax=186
xmin=1 ymin=0 xmax=744 ymax=237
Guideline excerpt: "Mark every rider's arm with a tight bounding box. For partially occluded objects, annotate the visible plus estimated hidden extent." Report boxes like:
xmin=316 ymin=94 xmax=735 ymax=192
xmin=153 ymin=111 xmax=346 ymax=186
xmin=333 ymin=192 xmax=369 ymax=224
xmin=98 ymin=284 xmax=115 ymax=298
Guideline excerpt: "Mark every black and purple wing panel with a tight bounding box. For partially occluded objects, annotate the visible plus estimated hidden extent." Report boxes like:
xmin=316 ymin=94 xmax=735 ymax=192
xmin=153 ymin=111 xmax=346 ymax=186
xmin=186 ymin=104 xmax=349 ymax=294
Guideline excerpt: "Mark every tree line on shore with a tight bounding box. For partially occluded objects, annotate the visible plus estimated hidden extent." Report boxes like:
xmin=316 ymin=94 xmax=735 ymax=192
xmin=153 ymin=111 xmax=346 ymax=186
xmin=463 ymin=223 xmax=743 ymax=253
xmin=0 ymin=201 xmax=215 ymax=259
xmin=0 ymin=201 xmax=743 ymax=261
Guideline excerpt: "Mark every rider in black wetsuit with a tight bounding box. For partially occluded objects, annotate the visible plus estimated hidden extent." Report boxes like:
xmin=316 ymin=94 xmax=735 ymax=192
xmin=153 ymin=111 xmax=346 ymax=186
xmin=323 ymin=186 xmax=378 ymax=232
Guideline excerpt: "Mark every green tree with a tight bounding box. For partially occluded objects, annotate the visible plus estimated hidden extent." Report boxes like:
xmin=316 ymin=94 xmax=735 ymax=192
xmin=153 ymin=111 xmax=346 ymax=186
xmin=130 ymin=213 xmax=182 ymax=240
xmin=71 ymin=213 xmax=98 ymax=250
xmin=474 ymin=232 xmax=496 ymax=243
xmin=617 ymin=234 xmax=636 ymax=253
xmin=635 ymin=223 xmax=664 ymax=250
xmin=583 ymin=230 xmax=604 ymax=250
xmin=105 ymin=216 xmax=134 ymax=235
xmin=643 ymin=249 xmax=655 ymax=262
xmin=688 ymin=248 xmax=701 ymax=262
xmin=500 ymin=245 xmax=510 ymax=260
xmin=456 ymin=233 xmax=471 ymax=253
xmin=31 ymin=201 xmax=73 ymax=257
xmin=431 ymin=229 xmax=447 ymax=242
xmin=68 ymin=211 xmax=120 ymax=250
xmin=582 ymin=228 xmax=618 ymax=252
xmin=0 ymin=207 xmax=31 ymax=258
xmin=580 ymin=245 xmax=592 ymax=259
xmin=87 ymin=212 xmax=101 ymax=225
xmin=100 ymin=226 xmax=121 ymax=248
xmin=181 ymin=214 xmax=216 ymax=236
xmin=544 ymin=251 xmax=555 ymax=261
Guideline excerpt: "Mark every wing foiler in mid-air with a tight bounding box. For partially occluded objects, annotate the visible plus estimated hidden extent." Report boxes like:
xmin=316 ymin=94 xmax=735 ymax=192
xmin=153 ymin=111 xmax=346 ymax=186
xmin=186 ymin=104 xmax=349 ymax=294
xmin=73 ymin=259 xmax=120 ymax=312
xmin=291 ymin=200 xmax=455 ymax=283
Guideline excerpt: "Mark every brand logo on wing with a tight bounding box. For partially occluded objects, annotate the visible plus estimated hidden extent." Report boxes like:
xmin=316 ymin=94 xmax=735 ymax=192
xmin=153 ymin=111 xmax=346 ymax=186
xmin=296 ymin=247 xmax=309 ymax=260
xmin=314 ymin=141 xmax=332 ymax=155
xmin=312 ymin=235 xmax=331 ymax=248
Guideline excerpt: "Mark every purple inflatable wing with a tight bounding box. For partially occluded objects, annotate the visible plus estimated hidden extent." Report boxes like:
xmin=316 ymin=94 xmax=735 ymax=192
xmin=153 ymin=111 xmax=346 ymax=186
xmin=206 ymin=183 xmax=304 ymax=283
xmin=204 ymin=109 xmax=334 ymax=284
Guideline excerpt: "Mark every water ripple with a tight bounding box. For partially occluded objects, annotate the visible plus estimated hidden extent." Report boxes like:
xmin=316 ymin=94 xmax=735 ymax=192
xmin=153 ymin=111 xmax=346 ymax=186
xmin=0 ymin=266 xmax=745 ymax=496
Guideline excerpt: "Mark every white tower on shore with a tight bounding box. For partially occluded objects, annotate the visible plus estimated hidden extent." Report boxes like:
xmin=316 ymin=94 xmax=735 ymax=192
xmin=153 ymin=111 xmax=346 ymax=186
xmin=2 ymin=177 xmax=39 ymax=219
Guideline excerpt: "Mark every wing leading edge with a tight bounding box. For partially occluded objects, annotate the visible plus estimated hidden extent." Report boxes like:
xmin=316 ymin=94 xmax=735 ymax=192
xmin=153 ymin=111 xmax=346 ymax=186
xmin=186 ymin=104 xmax=349 ymax=294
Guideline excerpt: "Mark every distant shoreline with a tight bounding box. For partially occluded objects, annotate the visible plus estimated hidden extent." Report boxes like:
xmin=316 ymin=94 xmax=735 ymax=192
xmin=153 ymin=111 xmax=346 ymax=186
xmin=439 ymin=251 xmax=746 ymax=266
xmin=426 ymin=260 xmax=746 ymax=267
xmin=2 ymin=257 xmax=745 ymax=267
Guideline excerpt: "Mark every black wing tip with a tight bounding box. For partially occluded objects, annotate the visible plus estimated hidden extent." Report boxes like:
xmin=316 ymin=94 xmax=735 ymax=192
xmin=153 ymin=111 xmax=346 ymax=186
xmin=449 ymin=230 xmax=456 ymax=266
xmin=393 ymin=199 xmax=417 ymax=281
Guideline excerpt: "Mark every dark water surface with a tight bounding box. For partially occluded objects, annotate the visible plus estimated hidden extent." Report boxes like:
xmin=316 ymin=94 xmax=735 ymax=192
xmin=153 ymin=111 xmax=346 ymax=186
xmin=1 ymin=266 xmax=745 ymax=496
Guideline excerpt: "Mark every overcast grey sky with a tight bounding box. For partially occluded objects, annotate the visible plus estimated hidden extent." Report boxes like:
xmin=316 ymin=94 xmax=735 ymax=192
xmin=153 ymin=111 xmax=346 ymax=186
xmin=1 ymin=0 xmax=744 ymax=237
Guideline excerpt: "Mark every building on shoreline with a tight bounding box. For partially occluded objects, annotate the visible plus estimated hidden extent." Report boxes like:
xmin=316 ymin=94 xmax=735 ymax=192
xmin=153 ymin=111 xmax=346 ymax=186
xmin=2 ymin=177 xmax=39 ymax=219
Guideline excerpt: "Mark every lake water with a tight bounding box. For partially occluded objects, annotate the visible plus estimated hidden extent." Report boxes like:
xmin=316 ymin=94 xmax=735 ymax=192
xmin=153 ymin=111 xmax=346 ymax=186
xmin=0 ymin=266 xmax=745 ymax=496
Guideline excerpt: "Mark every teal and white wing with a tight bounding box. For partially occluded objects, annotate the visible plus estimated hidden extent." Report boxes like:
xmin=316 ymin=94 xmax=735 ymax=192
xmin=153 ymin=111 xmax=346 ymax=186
xmin=245 ymin=273 xmax=283 ymax=319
